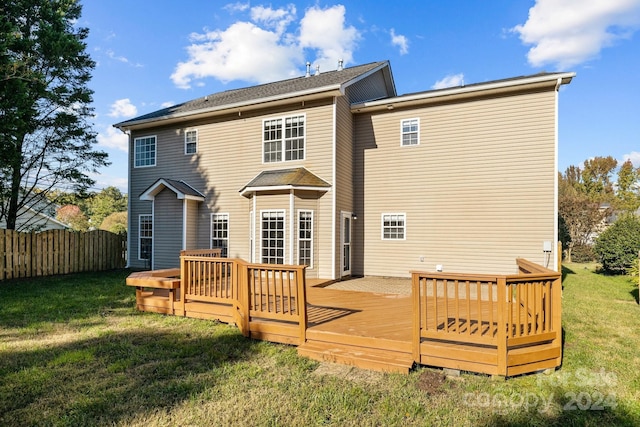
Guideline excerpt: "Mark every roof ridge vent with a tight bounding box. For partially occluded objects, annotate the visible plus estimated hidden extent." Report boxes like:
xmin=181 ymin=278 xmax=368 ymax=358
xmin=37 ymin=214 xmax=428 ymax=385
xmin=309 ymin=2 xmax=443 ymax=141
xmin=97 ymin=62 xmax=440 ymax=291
xmin=315 ymin=65 xmax=320 ymax=76
xmin=305 ymin=62 xmax=311 ymax=78
xmin=337 ymin=59 xmax=343 ymax=71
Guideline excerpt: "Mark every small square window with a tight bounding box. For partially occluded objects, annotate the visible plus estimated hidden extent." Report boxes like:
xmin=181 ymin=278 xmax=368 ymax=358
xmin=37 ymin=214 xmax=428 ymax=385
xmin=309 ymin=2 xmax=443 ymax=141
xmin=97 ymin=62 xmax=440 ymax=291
xmin=382 ymin=213 xmax=406 ymax=240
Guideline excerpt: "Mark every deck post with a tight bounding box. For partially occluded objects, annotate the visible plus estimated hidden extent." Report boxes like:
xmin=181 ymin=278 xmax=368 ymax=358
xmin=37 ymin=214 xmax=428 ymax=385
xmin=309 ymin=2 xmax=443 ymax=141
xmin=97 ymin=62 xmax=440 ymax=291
xmin=178 ymin=255 xmax=186 ymax=317
xmin=557 ymin=241 xmax=562 ymax=273
xmin=411 ymin=272 xmax=421 ymax=364
xmin=496 ymin=276 xmax=508 ymax=376
xmin=236 ymin=260 xmax=250 ymax=337
xmin=552 ymin=274 xmax=562 ymax=364
xmin=296 ymin=266 xmax=308 ymax=345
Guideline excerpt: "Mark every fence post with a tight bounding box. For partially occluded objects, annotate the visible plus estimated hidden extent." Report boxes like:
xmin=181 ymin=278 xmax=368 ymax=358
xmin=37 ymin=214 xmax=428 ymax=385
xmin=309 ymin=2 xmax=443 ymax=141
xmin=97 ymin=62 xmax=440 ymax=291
xmin=496 ymin=276 xmax=508 ymax=376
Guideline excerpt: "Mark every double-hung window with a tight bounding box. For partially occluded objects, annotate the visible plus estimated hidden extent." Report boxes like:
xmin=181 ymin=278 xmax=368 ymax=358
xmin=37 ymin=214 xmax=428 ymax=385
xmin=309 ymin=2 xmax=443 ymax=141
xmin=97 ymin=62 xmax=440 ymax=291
xmin=134 ymin=136 xmax=156 ymax=167
xmin=382 ymin=213 xmax=406 ymax=240
xmin=139 ymin=214 xmax=153 ymax=260
xmin=263 ymin=115 xmax=305 ymax=162
xmin=298 ymin=210 xmax=313 ymax=267
xmin=185 ymin=130 xmax=197 ymax=154
xmin=211 ymin=213 xmax=229 ymax=257
xmin=261 ymin=210 xmax=285 ymax=264
xmin=401 ymin=118 xmax=419 ymax=146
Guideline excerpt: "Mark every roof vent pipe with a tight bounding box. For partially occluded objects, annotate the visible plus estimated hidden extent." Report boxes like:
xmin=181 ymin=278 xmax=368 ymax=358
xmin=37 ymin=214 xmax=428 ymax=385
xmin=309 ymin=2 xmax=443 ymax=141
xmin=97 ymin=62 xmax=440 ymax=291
xmin=305 ymin=62 xmax=311 ymax=78
xmin=315 ymin=65 xmax=320 ymax=76
xmin=337 ymin=59 xmax=343 ymax=71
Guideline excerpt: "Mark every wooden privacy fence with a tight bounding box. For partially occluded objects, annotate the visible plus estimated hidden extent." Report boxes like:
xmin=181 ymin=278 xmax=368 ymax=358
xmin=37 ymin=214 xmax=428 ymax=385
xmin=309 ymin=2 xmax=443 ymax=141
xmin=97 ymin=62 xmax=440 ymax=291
xmin=1 ymin=229 xmax=127 ymax=280
xmin=412 ymin=258 xmax=562 ymax=376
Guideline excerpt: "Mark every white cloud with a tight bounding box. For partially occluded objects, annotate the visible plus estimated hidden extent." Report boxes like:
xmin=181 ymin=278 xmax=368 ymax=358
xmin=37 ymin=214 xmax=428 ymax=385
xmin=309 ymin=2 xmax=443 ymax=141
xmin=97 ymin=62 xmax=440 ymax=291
xmin=108 ymin=98 xmax=138 ymax=118
xmin=224 ymin=2 xmax=250 ymax=13
xmin=432 ymin=73 xmax=465 ymax=89
xmin=623 ymin=151 xmax=640 ymax=167
xmin=161 ymin=101 xmax=175 ymax=108
xmin=512 ymin=0 xmax=640 ymax=69
xmin=96 ymin=126 xmax=128 ymax=152
xmin=390 ymin=28 xmax=409 ymax=55
xmin=299 ymin=5 xmax=360 ymax=72
xmin=171 ymin=4 xmax=361 ymax=88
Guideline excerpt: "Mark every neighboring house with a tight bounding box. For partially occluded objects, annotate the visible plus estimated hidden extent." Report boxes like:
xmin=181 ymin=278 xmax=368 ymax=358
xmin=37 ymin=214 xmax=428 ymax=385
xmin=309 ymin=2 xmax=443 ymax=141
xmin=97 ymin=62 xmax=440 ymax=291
xmin=0 ymin=205 xmax=69 ymax=231
xmin=115 ymin=60 xmax=574 ymax=279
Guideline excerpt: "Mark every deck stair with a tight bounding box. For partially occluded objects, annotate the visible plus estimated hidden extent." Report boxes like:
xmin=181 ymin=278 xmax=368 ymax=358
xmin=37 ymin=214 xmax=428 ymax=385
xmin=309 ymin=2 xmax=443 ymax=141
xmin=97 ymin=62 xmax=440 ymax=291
xmin=297 ymin=338 xmax=414 ymax=373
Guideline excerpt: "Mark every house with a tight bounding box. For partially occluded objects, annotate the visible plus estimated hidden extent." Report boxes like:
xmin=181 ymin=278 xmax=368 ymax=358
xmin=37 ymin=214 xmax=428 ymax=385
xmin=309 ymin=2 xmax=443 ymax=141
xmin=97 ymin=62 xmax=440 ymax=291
xmin=0 ymin=204 xmax=69 ymax=231
xmin=115 ymin=60 xmax=574 ymax=279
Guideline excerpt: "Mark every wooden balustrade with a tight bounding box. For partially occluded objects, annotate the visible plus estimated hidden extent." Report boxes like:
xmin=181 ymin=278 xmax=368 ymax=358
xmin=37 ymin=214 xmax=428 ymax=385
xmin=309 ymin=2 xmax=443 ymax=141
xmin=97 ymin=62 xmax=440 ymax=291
xmin=412 ymin=259 xmax=562 ymax=376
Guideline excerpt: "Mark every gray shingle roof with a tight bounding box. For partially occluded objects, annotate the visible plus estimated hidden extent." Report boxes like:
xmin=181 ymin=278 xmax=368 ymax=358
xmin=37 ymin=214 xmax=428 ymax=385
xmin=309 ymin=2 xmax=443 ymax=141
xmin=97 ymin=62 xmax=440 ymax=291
xmin=140 ymin=178 xmax=205 ymax=200
xmin=115 ymin=61 xmax=389 ymax=128
xmin=240 ymin=168 xmax=331 ymax=196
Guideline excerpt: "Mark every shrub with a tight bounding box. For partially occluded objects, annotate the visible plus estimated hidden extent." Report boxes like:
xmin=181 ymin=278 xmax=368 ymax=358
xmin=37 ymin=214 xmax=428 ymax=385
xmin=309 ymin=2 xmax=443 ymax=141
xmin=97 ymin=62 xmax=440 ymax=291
xmin=571 ymin=244 xmax=596 ymax=263
xmin=594 ymin=215 xmax=640 ymax=275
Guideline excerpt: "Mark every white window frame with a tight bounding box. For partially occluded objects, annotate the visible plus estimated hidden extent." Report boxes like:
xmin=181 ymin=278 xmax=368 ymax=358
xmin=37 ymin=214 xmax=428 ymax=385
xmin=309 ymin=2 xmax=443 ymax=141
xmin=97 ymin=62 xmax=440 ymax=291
xmin=400 ymin=118 xmax=420 ymax=146
xmin=260 ymin=210 xmax=286 ymax=264
xmin=381 ymin=213 xmax=406 ymax=240
xmin=134 ymin=135 xmax=157 ymax=168
xmin=262 ymin=114 xmax=306 ymax=163
xmin=138 ymin=214 xmax=153 ymax=260
xmin=210 ymin=213 xmax=229 ymax=257
xmin=298 ymin=210 xmax=314 ymax=268
xmin=185 ymin=129 xmax=198 ymax=155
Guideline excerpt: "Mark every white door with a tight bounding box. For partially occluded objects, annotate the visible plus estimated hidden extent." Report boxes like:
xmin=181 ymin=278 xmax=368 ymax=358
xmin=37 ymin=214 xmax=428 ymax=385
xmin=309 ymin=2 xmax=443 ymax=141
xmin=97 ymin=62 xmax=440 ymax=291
xmin=341 ymin=212 xmax=351 ymax=277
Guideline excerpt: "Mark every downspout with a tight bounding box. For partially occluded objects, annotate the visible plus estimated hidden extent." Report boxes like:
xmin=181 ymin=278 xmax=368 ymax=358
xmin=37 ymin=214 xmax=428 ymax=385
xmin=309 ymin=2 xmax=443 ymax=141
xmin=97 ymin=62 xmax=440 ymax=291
xmin=182 ymin=199 xmax=187 ymax=250
xmin=331 ymin=97 xmax=337 ymax=280
xmin=290 ymin=189 xmax=294 ymax=264
xmin=125 ymin=129 xmax=132 ymax=268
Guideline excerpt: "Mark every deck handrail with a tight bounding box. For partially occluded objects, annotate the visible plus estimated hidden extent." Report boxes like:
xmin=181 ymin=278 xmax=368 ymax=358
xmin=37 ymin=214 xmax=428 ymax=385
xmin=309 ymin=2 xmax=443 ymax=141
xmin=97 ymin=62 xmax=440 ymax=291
xmin=179 ymin=255 xmax=307 ymax=343
xmin=412 ymin=258 xmax=562 ymax=376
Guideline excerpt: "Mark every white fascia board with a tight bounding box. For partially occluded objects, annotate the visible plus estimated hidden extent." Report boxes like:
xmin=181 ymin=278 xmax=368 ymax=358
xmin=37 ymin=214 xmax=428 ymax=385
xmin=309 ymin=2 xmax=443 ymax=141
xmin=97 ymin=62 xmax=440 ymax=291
xmin=352 ymin=72 xmax=576 ymax=111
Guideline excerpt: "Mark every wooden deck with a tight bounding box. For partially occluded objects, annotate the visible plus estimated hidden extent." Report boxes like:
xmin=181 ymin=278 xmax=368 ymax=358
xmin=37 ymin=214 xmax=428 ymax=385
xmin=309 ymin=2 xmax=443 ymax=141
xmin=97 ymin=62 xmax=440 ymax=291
xmin=126 ymin=254 xmax=562 ymax=376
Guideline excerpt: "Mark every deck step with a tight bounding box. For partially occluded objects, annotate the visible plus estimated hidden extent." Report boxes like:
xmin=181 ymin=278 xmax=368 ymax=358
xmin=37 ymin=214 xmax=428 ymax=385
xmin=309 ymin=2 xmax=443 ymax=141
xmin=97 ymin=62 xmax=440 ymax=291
xmin=297 ymin=340 xmax=414 ymax=373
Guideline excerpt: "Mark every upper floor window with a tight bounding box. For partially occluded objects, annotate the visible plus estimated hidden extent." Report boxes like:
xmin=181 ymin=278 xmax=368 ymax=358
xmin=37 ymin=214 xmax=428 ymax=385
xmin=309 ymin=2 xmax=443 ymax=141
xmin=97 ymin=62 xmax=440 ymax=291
xmin=263 ymin=115 xmax=305 ymax=162
xmin=185 ymin=130 xmax=197 ymax=154
xmin=382 ymin=213 xmax=406 ymax=240
xmin=134 ymin=136 xmax=156 ymax=167
xmin=401 ymin=118 xmax=419 ymax=146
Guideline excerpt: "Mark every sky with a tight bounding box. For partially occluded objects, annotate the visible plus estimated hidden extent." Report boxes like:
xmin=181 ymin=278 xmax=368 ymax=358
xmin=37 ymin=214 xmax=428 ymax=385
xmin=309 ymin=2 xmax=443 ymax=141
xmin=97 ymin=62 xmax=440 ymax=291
xmin=79 ymin=0 xmax=640 ymax=193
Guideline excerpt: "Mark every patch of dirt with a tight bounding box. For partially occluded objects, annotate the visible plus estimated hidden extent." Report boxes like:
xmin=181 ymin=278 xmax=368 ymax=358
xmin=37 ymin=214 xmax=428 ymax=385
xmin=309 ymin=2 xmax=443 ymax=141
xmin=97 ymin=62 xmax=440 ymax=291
xmin=312 ymin=362 xmax=383 ymax=385
xmin=416 ymin=369 xmax=450 ymax=395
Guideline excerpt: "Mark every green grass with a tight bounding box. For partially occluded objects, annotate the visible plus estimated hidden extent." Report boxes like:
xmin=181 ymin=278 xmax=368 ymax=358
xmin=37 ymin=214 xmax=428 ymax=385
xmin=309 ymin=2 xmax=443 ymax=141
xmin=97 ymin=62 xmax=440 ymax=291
xmin=1 ymin=266 xmax=639 ymax=426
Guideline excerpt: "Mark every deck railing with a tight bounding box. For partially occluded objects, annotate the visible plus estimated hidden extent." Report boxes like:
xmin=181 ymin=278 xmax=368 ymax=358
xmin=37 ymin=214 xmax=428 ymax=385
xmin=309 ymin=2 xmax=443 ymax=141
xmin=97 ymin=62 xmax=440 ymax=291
xmin=412 ymin=258 xmax=562 ymax=376
xmin=177 ymin=256 xmax=307 ymax=343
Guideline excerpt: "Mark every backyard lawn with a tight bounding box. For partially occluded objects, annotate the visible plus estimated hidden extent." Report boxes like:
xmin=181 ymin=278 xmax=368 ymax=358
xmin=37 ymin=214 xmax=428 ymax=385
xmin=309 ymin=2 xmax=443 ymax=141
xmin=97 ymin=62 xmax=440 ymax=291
xmin=0 ymin=264 xmax=639 ymax=426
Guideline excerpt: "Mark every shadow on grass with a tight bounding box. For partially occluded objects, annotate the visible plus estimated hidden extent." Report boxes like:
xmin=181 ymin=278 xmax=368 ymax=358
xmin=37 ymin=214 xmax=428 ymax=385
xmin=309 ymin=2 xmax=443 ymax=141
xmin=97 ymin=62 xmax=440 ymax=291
xmin=561 ymin=265 xmax=575 ymax=282
xmin=631 ymin=286 xmax=639 ymax=305
xmin=0 ymin=323 xmax=260 ymax=425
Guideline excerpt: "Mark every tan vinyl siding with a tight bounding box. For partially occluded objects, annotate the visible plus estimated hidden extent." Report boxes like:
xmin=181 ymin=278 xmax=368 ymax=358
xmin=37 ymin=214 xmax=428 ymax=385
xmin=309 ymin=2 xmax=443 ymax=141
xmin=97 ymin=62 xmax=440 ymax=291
xmin=354 ymin=89 xmax=558 ymax=276
xmin=335 ymin=95 xmax=355 ymax=276
xmin=129 ymin=99 xmax=336 ymax=269
xmin=153 ymin=189 xmax=183 ymax=269
xmin=185 ymin=199 xmax=199 ymax=250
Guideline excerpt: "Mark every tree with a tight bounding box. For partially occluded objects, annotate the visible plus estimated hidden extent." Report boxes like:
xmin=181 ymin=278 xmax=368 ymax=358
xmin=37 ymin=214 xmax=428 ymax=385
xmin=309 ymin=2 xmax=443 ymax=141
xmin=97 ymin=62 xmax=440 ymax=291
xmin=0 ymin=0 xmax=109 ymax=230
xmin=100 ymin=211 xmax=127 ymax=234
xmin=558 ymin=167 xmax=611 ymax=262
xmin=594 ymin=215 xmax=640 ymax=275
xmin=581 ymin=156 xmax=617 ymax=202
xmin=56 ymin=204 xmax=88 ymax=231
xmin=615 ymin=159 xmax=640 ymax=215
xmin=88 ymin=186 xmax=127 ymax=228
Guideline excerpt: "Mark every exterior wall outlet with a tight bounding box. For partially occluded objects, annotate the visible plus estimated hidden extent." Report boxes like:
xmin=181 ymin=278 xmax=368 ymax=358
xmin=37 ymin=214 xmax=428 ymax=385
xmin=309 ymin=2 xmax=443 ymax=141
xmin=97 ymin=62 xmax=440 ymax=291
xmin=419 ymin=256 xmax=425 ymax=262
xmin=543 ymin=241 xmax=552 ymax=252
xmin=436 ymin=264 xmax=443 ymax=272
